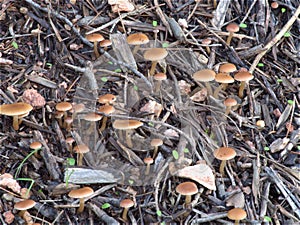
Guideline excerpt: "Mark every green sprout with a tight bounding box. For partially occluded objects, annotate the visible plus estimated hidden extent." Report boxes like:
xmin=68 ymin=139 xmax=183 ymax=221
xmin=114 ymin=68 xmax=122 ymax=73
xmin=133 ymin=85 xmax=138 ymax=91
xmin=108 ymin=61 xmax=113 ymax=65
xmin=128 ymin=180 xmax=134 ymax=185
xmin=67 ymin=157 xmax=75 ymax=166
xmin=148 ymin=122 xmax=154 ymax=127
xmin=239 ymin=23 xmax=247 ymax=28
xmin=162 ymin=42 xmax=169 ymax=48
xmin=101 ymin=203 xmax=111 ymax=209
xmin=16 ymin=178 xmax=35 ymax=198
xmin=277 ymin=79 xmax=282 ymax=83
xmin=287 ymin=100 xmax=294 ymax=105
xmin=264 ymin=146 xmax=270 ymax=151
xmin=101 ymin=77 xmax=108 ymax=82
xmin=172 ymin=150 xmax=179 ymax=160
xmin=284 ymin=32 xmax=291 ymax=37
xmin=11 ymin=41 xmax=19 ymax=49
xmin=264 ymin=216 xmax=272 ymax=222
xmin=65 ymin=169 xmax=74 ymax=188
xmin=15 ymin=148 xmax=40 ymax=179
xmin=46 ymin=62 xmax=52 ymax=68
xmin=183 ymin=148 xmax=189 ymax=153
xmin=281 ymin=8 xmax=286 ymax=13
xmin=152 ymin=20 xmax=158 ymax=27
xmin=161 ymin=222 xmax=166 ymax=225
xmin=257 ymin=63 xmax=264 ymax=67
xmin=156 ymin=210 xmax=162 ymax=217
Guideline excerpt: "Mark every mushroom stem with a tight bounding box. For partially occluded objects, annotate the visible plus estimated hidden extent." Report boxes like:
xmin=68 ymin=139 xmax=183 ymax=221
xmin=125 ymin=130 xmax=133 ymax=148
xmin=145 ymin=163 xmax=151 ymax=175
xmin=77 ymin=198 xmax=85 ymax=213
xmin=132 ymin=45 xmax=140 ymax=55
xmin=213 ymin=84 xmax=225 ymax=98
xmin=93 ymin=41 xmax=100 ymax=58
xmin=205 ymin=46 xmax=211 ymax=54
xmin=77 ymin=153 xmax=83 ymax=166
xmin=234 ymin=220 xmax=240 ymax=225
xmin=226 ymin=32 xmax=234 ymax=45
xmin=153 ymin=146 xmax=158 ymax=158
xmin=13 ymin=115 xmax=20 ymax=130
xmin=18 ymin=210 xmax=26 ymax=218
xmin=219 ymin=160 xmax=227 ymax=176
xmin=149 ymin=61 xmax=158 ymax=76
xmin=225 ymin=106 xmax=232 ymax=115
xmin=185 ymin=195 xmax=192 ymax=205
xmin=122 ymin=208 xmax=129 ymax=221
xmin=204 ymin=82 xmax=213 ymax=96
xmin=100 ymin=116 xmax=108 ymax=131
xmin=154 ymin=80 xmax=162 ymax=93
xmin=238 ymin=81 xmax=246 ymax=98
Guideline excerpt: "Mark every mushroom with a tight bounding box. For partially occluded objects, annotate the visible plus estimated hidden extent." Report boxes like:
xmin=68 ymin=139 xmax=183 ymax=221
xmin=98 ymin=93 xmax=117 ymax=105
xmin=143 ymin=48 xmax=168 ymax=76
xmin=64 ymin=116 xmax=73 ymax=131
xmin=83 ymin=112 xmax=103 ymax=133
xmin=213 ymin=73 xmax=235 ymax=98
xmin=120 ymin=198 xmax=134 ymax=221
xmin=100 ymin=39 xmax=112 ymax=51
xmin=150 ymin=138 xmax=163 ymax=158
xmin=73 ymin=144 xmax=90 ymax=166
xmin=176 ymin=181 xmax=198 ymax=206
xmin=112 ymin=119 xmax=143 ymax=148
xmin=68 ymin=187 xmax=94 ymax=213
xmin=85 ymin=33 xmax=104 ymax=58
xmin=127 ymin=33 xmax=149 ymax=55
xmin=219 ymin=63 xmax=237 ymax=74
xmin=201 ymin=38 xmax=212 ymax=54
xmin=224 ymin=98 xmax=238 ymax=115
xmin=29 ymin=141 xmax=42 ymax=158
xmin=54 ymin=111 xmax=64 ymax=127
xmin=14 ymin=199 xmax=36 ymax=223
xmin=143 ymin=157 xmax=154 ymax=175
xmin=65 ymin=137 xmax=75 ymax=153
xmin=98 ymin=105 xmax=115 ymax=131
xmin=226 ymin=23 xmax=240 ymax=45
xmin=271 ymin=1 xmax=279 ymax=9
xmin=213 ymin=147 xmax=236 ymax=176
xmin=227 ymin=208 xmax=247 ymax=225
xmin=153 ymin=72 xmax=167 ymax=93
xmin=55 ymin=102 xmax=72 ymax=120
xmin=192 ymin=69 xmax=216 ymax=96
xmin=234 ymin=71 xmax=254 ymax=98
xmin=71 ymin=103 xmax=85 ymax=119
xmin=0 ymin=102 xmax=33 ymax=130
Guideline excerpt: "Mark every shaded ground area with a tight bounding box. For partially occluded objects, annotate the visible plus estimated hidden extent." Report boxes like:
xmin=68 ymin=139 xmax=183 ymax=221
xmin=0 ymin=0 xmax=299 ymax=224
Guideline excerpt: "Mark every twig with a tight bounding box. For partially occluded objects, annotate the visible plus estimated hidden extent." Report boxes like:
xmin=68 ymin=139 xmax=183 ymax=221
xmin=87 ymin=203 xmax=120 ymax=225
xmin=249 ymin=4 xmax=300 ymax=73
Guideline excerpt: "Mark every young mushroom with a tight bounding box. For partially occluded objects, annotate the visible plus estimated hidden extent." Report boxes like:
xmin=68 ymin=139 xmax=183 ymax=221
xmin=226 ymin=23 xmax=240 ymax=45
xmin=98 ymin=93 xmax=117 ymax=105
xmin=176 ymin=181 xmax=198 ymax=206
xmin=227 ymin=208 xmax=247 ymax=225
xmin=224 ymin=98 xmax=238 ymax=115
xmin=144 ymin=157 xmax=154 ymax=175
xmin=29 ymin=141 xmax=42 ymax=158
xmin=99 ymin=39 xmax=112 ymax=51
xmin=201 ymin=38 xmax=212 ymax=54
xmin=234 ymin=71 xmax=254 ymax=98
xmin=213 ymin=73 xmax=235 ymax=98
xmin=143 ymin=48 xmax=168 ymax=76
xmin=73 ymin=144 xmax=90 ymax=166
xmin=85 ymin=33 xmax=104 ymax=58
xmin=65 ymin=137 xmax=75 ymax=153
xmin=98 ymin=105 xmax=115 ymax=131
xmin=68 ymin=187 xmax=94 ymax=213
xmin=0 ymin=102 xmax=33 ymax=130
xmin=120 ymin=199 xmax=134 ymax=221
xmin=213 ymin=147 xmax=236 ymax=176
xmin=192 ymin=69 xmax=216 ymax=96
xmin=153 ymin=72 xmax=167 ymax=93
xmin=14 ymin=199 xmax=36 ymax=223
xmin=150 ymin=138 xmax=163 ymax=158
xmin=127 ymin=33 xmax=149 ymax=55
xmin=219 ymin=63 xmax=237 ymax=74
xmin=55 ymin=102 xmax=72 ymax=120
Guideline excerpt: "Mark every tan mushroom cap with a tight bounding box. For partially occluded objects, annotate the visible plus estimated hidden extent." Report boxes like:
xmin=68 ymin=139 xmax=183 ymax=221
xmin=219 ymin=63 xmax=237 ymax=73
xmin=144 ymin=157 xmax=154 ymax=164
xmin=202 ymin=38 xmax=212 ymax=45
xmin=192 ymin=69 xmax=216 ymax=82
xmin=83 ymin=112 xmax=103 ymax=121
xmin=112 ymin=120 xmax=143 ymax=130
xmin=234 ymin=71 xmax=254 ymax=82
xmin=153 ymin=73 xmax=167 ymax=81
xmin=176 ymin=181 xmax=198 ymax=196
xmin=144 ymin=48 xmax=168 ymax=61
xmin=98 ymin=94 xmax=117 ymax=104
xmin=224 ymin=98 xmax=238 ymax=107
xmin=30 ymin=142 xmax=42 ymax=150
xmin=98 ymin=105 xmax=115 ymax=114
xmin=68 ymin=187 xmax=94 ymax=199
xmin=214 ymin=147 xmax=236 ymax=161
xmin=54 ymin=111 xmax=64 ymax=119
xmin=71 ymin=103 xmax=85 ymax=113
xmin=127 ymin=33 xmax=149 ymax=45
xmin=226 ymin=23 xmax=240 ymax=33
xmin=85 ymin=33 xmax=104 ymax=42
xmin=14 ymin=199 xmax=36 ymax=210
xmin=227 ymin=208 xmax=247 ymax=221
xmin=100 ymin=39 xmax=112 ymax=47
xmin=215 ymin=73 xmax=235 ymax=83
xmin=56 ymin=102 xmax=72 ymax=112
xmin=66 ymin=137 xmax=75 ymax=144
xmin=150 ymin=138 xmax=163 ymax=147
xmin=0 ymin=102 xmax=33 ymax=116
xmin=73 ymin=144 xmax=90 ymax=154
xmin=120 ymin=199 xmax=134 ymax=208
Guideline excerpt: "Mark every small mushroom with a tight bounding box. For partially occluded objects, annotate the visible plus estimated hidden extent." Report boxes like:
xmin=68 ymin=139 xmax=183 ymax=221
xmin=213 ymin=73 xmax=235 ymax=98
xmin=0 ymin=102 xmax=33 ymax=130
xmin=226 ymin=23 xmax=240 ymax=45
xmin=65 ymin=137 xmax=75 ymax=153
xmin=153 ymin=72 xmax=167 ymax=93
xmin=55 ymin=102 xmax=72 ymax=121
xmin=234 ymin=71 xmax=254 ymax=98
xmin=29 ymin=141 xmax=42 ymax=159
xmin=227 ymin=208 xmax=247 ymax=225
xmin=176 ymin=181 xmax=198 ymax=206
xmin=71 ymin=103 xmax=85 ymax=119
xmin=14 ymin=199 xmax=36 ymax=223
xmin=73 ymin=144 xmax=90 ymax=166
xmin=224 ymin=98 xmax=238 ymax=115
xmin=85 ymin=33 xmax=104 ymax=58
xmin=213 ymin=147 xmax=236 ymax=176
xmin=127 ymin=33 xmax=149 ymax=55
xmin=144 ymin=48 xmax=168 ymax=76
xmin=120 ymin=199 xmax=134 ymax=221
xmin=201 ymin=38 xmax=212 ymax=54
xmin=64 ymin=116 xmax=73 ymax=131
xmin=100 ymin=39 xmax=112 ymax=51
xmin=143 ymin=157 xmax=154 ymax=175
xmin=219 ymin=63 xmax=237 ymax=74
xmin=98 ymin=94 xmax=117 ymax=105
xmin=68 ymin=187 xmax=94 ymax=213
xmin=192 ymin=69 xmax=216 ymax=96
xmin=150 ymin=138 xmax=163 ymax=158
xmin=98 ymin=105 xmax=115 ymax=131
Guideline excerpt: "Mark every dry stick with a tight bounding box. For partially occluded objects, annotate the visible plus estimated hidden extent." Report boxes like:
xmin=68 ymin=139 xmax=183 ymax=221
xmin=249 ymin=4 xmax=300 ymax=73
xmin=87 ymin=203 xmax=120 ymax=225
xmin=24 ymin=0 xmax=152 ymax=90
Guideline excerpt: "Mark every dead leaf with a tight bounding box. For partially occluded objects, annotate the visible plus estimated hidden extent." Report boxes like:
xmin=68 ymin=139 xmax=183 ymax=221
xmin=3 ymin=210 xmax=14 ymax=224
xmin=270 ymin=137 xmax=290 ymax=153
xmin=163 ymin=129 xmax=179 ymax=138
xmin=0 ymin=173 xmax=21 ymax=194
xmin=178 ymin=80 xmax=191 ymax=95
xmin=190 ymin=88 xmax=208 ymax=102
xmin=22 ymin=89 xmax=46 ymax=107
xmin=226 ymin=191 xmax=245 ymax=208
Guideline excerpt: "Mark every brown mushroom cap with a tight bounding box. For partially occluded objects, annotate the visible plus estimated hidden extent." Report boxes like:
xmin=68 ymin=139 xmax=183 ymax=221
xmin=66 ymin=137 xmax=75 ymax=144
xmin=56 ymin=102 xmax=72 ymax=112
xmin=73 ymin=144 xmax=90 ymax=154
xmin=219 ymin=63 xmax=237 ymax=73
xmin=150 ymin=138 xmax=163 ymax=147
xmin=224 ymin=98 xmax=238 ymax=107
xmin=83 ymin=112 xmax=103 ymax=121
xmin=214 ymin=147 xmax=236 ymax=161
xmin=234 ymin=71 xmax=254 ymax=82
xmin=226 ymin=23 xmax=240 ymax=33
xmin=120 ymin=199 xmax=134 ymax=208
xmin=14 ymin=199 xmax=36 ymax=210
xmin=98 ymin=105 xmax=115 ymax=114
xmin=30 ymin=142 xmax=42 ymax=150
xmin=0 ymin=102 xmax=33 ymax=116
xmin=192 ymin=69 xmax=216 ymax=82
xmin=227 ymin=208 xmax=247 ymax=221
xmin=68 ymin=187 xmax=94 ymax=199
xmin=202 ymin=38 xmax=212 ymax=45
xmin=176 ymin=181 xmax=198 ymax=196
xmin=153 ymin=73 xmax=167 ymax=81
xmin=144 ymin=48 xmax=168 ymax=61
xmin=144 ymin=157 xmax=154 ymax=164
xmin=85 ymin=33 xmax=104 ymax=42
xmin=98 ymin=94 xmax=117 ymax=104
xmin=71 ymin=103 xmax=85 ymax=113
xmin=127 ymin=33 xmax=149 ymax=45
xmin=100 ymin=39 xmax=112 ymax=47
xmin=215 ymin=73 xmax=235 ymax=83
xmin=112 ymin=120 xmax=143 ymax=130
